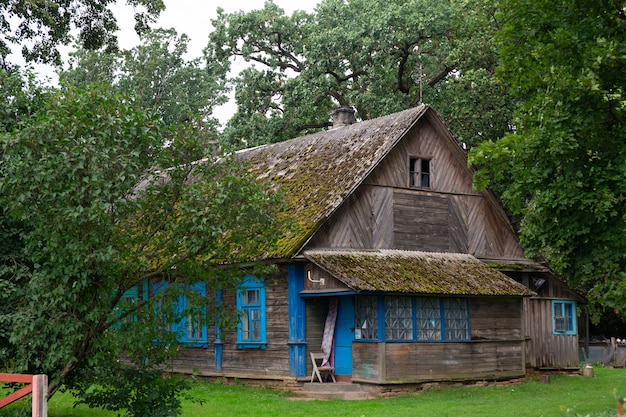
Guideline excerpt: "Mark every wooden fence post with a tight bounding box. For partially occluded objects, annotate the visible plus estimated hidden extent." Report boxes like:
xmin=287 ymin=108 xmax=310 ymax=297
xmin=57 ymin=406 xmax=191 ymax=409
xmin=32 ymin=374 xmax=47 ymax=417
xmin=0 ymin=373 xmax=47 ymax=417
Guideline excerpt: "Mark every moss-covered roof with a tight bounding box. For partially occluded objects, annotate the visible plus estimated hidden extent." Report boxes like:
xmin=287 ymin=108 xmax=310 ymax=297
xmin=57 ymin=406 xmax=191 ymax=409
xmin=236 ymin=105 xmax=429 ymax=258
xmin=303 ymin=249 xmax=536 ymax=296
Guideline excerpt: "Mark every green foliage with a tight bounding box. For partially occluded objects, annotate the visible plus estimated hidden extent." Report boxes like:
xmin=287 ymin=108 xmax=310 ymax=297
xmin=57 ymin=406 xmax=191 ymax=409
xmin=0 ymin=67 xmax=50 ymax=133
xmin=469 ymin=0 xmax=626 ymax=315
xmin=0 ymin=83 xmax=285 ymax=416
xmin=60 ymin=28 xmax=230 ymax=150
xmin=75 ymin=369 xmax=190 ymax=417
xmin=1 ymin=0 xmax=165 ymax=66
xmin=208 ymin=0 xmax=516 ymax=148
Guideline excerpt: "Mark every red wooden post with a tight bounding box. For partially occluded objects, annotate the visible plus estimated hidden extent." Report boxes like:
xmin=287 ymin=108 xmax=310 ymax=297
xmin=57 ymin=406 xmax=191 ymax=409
xmin=0 ymin=373 xmax=47 ymax=417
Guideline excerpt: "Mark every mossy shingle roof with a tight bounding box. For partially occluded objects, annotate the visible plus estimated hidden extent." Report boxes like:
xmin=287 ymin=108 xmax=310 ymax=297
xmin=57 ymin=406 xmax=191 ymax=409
xmin=303 ymin=249 xmax=535 ymax=296
xmin=236 ymin=105 xmax=430 ymax=258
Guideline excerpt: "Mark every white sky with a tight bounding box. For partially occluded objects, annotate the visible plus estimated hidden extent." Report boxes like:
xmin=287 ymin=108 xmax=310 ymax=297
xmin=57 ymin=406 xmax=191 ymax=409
xmin=113 ymin=0 xmax=320 ymax=60
xmin=10 ymin=0 xmax=321 ymax=124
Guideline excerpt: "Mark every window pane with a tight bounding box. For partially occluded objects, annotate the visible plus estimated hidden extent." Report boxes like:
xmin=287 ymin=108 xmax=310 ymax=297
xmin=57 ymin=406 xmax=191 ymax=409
xmin=443 ymin=298 xmax=469 ymax=340
xmin=385 ymin=296 xmax=413 ymax=340
xmin=564 ymin=303 xmax=573 ymax=331
xmin=242 ymin=313 xmax=250 ymax=339
xmin=252 ymin=320 xmax=261 ymax=340
xmin=188 ymin=314 xmax=203 ymax=339
xmin=421 ymin=159 xmax=430 ymax=174
xmin=416 ymin=297 xmax=441 ymax=340
xmin=244 ymin=289 xmax=259 ymax=305
xmin=356 ymin=296 xmax=378 ymax=340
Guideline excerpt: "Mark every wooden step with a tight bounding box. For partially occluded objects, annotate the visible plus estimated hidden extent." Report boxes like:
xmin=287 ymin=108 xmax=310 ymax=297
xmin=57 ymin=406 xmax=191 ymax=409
xmin=296 ymin=382 xmax=380 ymax=400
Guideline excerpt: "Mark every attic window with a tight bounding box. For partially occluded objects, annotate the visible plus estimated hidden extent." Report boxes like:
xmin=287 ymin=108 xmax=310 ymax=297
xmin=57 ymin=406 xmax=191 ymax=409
xmin=409 ymin=157 xmax=431 ymax=188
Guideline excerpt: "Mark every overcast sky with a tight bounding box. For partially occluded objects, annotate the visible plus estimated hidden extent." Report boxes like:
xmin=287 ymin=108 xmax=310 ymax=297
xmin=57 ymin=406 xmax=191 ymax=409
xmin=113 ymin=0 xmax=320 ymax=59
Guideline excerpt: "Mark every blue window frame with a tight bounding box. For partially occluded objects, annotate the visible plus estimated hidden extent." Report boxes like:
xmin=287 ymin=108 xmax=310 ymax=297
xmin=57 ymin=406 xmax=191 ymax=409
xmin=113 ymin=286 xmax=139 ymax=327
xmin=236 ymin=275 xmax=267 ymax=349
xmin=552 ymin=300 xmax=577 ymax=335
xmin=355 ymin=295 xmax=470 ymax=342
xmin=153 ymin=280 xmax=208 ymax=347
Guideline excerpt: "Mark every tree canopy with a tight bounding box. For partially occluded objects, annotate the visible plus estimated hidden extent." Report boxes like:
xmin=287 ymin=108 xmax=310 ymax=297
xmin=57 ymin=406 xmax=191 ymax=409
xmin=470 ymin=0 xmax=626 ymax=316
xmin=60 ymin=28 xmax=230 ymax=129
xmin=207 ymin=0 xmax=516 ymax=148
xmin=0 ymin=83 xmax=285 ymax=414
xmin=1 ymin=0 xmax=164 ymax=67
xmin=0 ymin=66 xmax=51 ymax=133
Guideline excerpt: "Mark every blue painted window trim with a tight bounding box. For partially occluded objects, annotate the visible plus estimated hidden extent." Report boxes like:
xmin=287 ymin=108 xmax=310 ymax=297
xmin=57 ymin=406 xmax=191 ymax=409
xmin=355 ymin=295 xmax=470 ymax=342
xmin=552 ymin=300 xmax=577 ymax=335
xmin=113 ymin=286 xmax=139 ymax=327
xmin=236 ymin=275 xmax=267 ymax=349
xmin=178 ymin=282 xmax=209 ymax=347
xmin=153 ymin=280 xmax=209 ymax=348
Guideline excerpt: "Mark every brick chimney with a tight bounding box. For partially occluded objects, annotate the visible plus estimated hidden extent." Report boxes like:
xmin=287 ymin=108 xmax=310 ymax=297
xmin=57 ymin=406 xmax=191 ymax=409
xmin=331 ymin=106 xmax=356 ymax=128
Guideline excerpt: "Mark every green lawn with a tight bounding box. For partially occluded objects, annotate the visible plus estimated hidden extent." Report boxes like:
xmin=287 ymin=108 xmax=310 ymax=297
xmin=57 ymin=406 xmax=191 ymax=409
xmin=2 ymin=367 xmax=625 ymax=417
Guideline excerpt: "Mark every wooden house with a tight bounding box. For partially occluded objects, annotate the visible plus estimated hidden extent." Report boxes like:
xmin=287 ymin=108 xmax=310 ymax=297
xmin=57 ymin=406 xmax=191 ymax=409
xmin=154 ymin=105 xmax=583 ymax=388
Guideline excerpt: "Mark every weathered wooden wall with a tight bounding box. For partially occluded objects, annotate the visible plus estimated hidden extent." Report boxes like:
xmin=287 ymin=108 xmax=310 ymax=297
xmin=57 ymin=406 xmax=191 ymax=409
xmin=506 ymin=271 xmax=582 ymax=369
xmin=306 ymin=118 xmax=525 ymax=260
xmin=352 ymin=340 xmax=525 ymax=384
xmin=350 ymin=296 xmax=525 ymax=383
xmin=170 ymin=267 xmax=292 ymax=378
xmin=470 ymin=297 xmax=523 ymax=340
xmin=523 ymin=298 xmax=579 ymax=369
xmin=303 ymin=264 xmax=349 ymax=292
xmin=304 ymin=297 xmax=329 ymax=378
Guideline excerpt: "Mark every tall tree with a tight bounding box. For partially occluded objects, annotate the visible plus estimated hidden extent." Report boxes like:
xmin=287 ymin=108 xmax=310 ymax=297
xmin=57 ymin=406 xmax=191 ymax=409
xmin=469 ymin=0 xmax=626 ymax=316
xmin=207 ymin=0 xmax=515 ymax=148
xmin=1 ymin=0 xmax=164 ymax=66
xmin=0 ymin=66 xmax=51 ymax=133
xmin=0 ymin=84 xmax=284 ymax=415
xmin=60 ymin=28 xmax=230 ymax=128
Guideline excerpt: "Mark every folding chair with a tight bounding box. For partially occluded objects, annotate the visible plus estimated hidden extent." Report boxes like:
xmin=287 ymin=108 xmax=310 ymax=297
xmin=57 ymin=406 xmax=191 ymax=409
xmin=310 ymin=352 xmax=336 ymax=383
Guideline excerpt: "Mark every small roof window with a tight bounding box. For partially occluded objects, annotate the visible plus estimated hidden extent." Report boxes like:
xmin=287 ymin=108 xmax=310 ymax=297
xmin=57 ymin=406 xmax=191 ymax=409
xmin=409 ymin=157 xmax=431 ymax=188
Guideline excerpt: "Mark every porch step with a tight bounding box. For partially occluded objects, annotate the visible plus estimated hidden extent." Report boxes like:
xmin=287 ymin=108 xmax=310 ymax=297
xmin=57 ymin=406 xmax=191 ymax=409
xmin=297 ymin=382 xmax=379 ymax=400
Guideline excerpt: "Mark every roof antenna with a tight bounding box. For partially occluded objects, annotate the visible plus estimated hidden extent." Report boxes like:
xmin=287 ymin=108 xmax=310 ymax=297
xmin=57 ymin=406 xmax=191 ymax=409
xmin=418 ymin=63 xmax=423 ymax=105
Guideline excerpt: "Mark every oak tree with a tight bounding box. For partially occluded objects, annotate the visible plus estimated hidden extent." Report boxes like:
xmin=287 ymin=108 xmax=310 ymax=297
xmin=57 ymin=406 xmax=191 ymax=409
xmin=207 ymin=0 xmax=515 ymax=148
xmin=470 ymin=0 xmax=626 ymax=316
xmin=1 ymin=0 xmax=164 ymax=66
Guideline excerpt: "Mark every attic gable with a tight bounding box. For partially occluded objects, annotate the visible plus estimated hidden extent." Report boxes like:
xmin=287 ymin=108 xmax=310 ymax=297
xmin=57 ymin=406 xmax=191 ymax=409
xmin=236 ymin=105 xmax=429 ymax=258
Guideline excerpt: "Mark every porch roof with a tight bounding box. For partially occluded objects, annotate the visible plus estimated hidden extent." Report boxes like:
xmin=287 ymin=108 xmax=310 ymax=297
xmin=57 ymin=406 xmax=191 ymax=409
xmin=302 ymin=249 xmax=535 ymax=297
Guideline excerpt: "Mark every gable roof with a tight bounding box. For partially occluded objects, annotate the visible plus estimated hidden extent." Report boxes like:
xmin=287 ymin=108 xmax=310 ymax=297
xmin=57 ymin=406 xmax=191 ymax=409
xmin=237 ymin=105 xmax=431 ymax=259
xmin=303 ymin=249 xmax=535 ymax=297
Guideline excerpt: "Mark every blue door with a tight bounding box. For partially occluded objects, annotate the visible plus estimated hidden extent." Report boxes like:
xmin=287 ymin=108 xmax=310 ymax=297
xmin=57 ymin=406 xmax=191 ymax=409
xmin=334 ymin=297 xmax=354 ymax=375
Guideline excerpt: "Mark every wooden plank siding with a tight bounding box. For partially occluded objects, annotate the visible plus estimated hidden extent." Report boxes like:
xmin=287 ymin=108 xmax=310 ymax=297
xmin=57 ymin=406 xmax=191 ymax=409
xmin=351 ymin=296 xmax=526 ymax=384
xmin=393 ymin=191 xmax=450 ymax=252
xmin=469 ymin=297 xmax=523 ymax=340
xmin=366 ymin=122 xmax=476 ymax=194
xmin=171 ymin=268 xmax=292 ymax=379
xmin=352 ymin=340 xmax=525 ymax=384
xmin=304 ymin=297 xmax=330 ymax=378
xmin=523 ymin=298 xmax=579 ymax=369
xmin=306 ymin=116 xmax=525 ymax=261
xmin=308 ymin=185 xmax=394 ymax=250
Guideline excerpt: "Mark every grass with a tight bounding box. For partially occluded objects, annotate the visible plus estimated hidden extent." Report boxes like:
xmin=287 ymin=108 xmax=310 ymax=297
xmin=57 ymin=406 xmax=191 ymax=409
xmin=2 ymin=367 xmax=625 ymax=417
